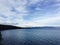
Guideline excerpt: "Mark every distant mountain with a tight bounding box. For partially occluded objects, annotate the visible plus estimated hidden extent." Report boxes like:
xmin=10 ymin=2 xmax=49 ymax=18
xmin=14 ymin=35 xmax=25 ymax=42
xmin=0 ymin=24 xmax=60 ymax=31
xmin=0 ymin=24 xmax=22 ymax=31
xmin=20 ymin=26 xmax=60 ymax=30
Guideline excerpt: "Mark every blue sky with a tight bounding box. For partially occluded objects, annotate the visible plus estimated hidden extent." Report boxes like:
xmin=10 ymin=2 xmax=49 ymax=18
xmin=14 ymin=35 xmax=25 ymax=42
xmin=0 ymin=0 xmax=60 ymax=27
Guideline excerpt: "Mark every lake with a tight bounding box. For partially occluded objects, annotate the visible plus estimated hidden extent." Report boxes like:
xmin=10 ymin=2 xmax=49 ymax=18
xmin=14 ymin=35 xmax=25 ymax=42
xmin=1 ymin=29 xmax=60 ymax=45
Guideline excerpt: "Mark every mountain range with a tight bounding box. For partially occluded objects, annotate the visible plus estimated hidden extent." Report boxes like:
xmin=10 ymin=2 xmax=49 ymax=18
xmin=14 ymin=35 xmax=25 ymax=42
xmin=0 ymin=24 xmax=60 ymax=31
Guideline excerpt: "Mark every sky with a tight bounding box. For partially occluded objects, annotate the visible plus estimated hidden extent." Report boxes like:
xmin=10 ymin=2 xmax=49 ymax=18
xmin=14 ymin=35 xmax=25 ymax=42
xmin=0 ymin=0 xmax=60 ymax=27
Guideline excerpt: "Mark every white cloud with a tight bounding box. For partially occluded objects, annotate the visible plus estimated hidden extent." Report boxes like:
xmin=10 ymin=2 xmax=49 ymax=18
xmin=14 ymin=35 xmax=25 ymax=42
xmin=0 ymin=0 xmax=60 ymax=27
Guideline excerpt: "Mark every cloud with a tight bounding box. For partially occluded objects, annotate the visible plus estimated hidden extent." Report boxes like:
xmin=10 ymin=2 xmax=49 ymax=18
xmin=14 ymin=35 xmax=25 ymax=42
xmin=0 ymin=0 xmax=60 ymax=27
xmin=19 ymin=15 xmax=60 ymax=27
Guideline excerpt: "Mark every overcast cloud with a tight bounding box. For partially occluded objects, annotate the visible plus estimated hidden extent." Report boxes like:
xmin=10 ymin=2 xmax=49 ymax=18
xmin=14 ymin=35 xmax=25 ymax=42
xmin=0 ymin=0 xmax=60 ymax=27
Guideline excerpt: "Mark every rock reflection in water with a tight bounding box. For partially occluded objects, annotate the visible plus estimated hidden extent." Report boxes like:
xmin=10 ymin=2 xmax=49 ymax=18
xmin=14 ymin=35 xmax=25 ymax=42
xmin=0 ymin=32 xmax=2 ymax=45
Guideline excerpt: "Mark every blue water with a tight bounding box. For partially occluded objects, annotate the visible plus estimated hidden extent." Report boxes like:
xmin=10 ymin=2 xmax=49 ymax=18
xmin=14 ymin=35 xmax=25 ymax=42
xmin=1 ymin=29 xmax=60 ymax=45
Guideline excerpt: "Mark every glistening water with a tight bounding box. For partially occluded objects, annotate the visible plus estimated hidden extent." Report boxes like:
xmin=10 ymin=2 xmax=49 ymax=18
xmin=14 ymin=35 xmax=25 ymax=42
xmin=1 ymin=29 xmax=60 ymax=45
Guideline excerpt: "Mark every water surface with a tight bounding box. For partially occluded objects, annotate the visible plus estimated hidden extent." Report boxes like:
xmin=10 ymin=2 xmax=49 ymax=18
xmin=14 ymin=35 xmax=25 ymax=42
xmin=1 ymin=29 xmax=60 ymax=45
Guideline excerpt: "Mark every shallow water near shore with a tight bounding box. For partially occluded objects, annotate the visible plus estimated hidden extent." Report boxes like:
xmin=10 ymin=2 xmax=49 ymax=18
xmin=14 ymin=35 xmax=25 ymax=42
xmin=1 ymin=29 xmax=60 ymax=45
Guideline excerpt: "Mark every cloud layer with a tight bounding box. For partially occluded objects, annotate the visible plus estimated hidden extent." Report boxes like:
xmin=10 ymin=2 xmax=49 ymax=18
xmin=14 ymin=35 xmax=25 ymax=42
xmin=0 ymin=0 xmax=60 ymax=27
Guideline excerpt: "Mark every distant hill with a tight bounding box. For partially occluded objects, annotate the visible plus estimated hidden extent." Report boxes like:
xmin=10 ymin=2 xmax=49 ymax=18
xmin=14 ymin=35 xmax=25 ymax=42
xmin=0 ymin=24 xmax=22 ymax=31
xmin=0 ymin=24 xmax=60 ymax=31
xmin=21 ymin=26 xmax=60 ymax=30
